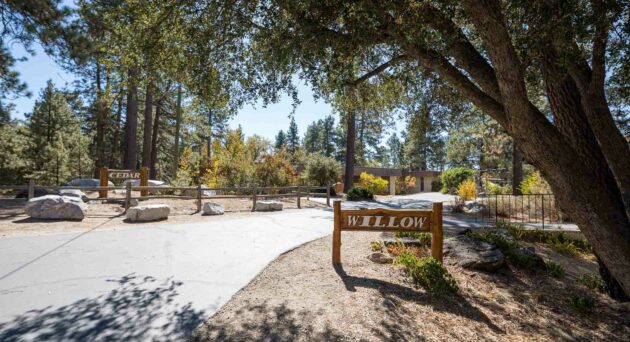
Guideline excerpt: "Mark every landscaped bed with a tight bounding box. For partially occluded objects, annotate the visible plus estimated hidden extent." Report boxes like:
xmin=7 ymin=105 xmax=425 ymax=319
xmin=191 ymin=229 xmax=630 ymax=341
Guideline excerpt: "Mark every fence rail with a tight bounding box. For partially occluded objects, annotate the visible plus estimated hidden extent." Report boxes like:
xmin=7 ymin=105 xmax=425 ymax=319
xmin=0 ymin=180 xmax=333 ymax=213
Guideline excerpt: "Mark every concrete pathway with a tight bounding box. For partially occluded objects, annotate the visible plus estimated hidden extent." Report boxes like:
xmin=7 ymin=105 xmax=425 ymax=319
xmin=0 ymin=209 xmax=333 ymax=341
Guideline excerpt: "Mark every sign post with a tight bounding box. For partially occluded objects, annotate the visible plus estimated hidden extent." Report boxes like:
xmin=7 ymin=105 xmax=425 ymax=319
xmin=332 ymin=201 xmax=443 ymax=264
xmin=99 ymin=167 xmax=109 ymax=198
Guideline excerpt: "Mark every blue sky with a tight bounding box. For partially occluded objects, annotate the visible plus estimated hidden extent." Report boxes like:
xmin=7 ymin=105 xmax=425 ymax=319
xmin=7 ymin=43 xmax=349 ymax=141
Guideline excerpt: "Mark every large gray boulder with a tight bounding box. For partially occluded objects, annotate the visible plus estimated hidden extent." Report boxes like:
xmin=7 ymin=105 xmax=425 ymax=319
xmin=125 ymin=204 xmax=170 ymax=222
xmin=59 ymin=189 xmax=89 ymax=202
xmin=182 ymin=186 xmax=216 ymax=198
xmin=444 ymin=235 xmax=505 ymax=272
xmin=66 ymin=178 xmax=114 ymax=187
xmin=368 ymin=252 xmax=394 ymax=264
xmin=255 ymin=201 xmax=283 ymax=211
xmin=122 ymin=179 xmax=168 ymax=195
xmin=202 ymin=202 xmax=224 ymax=215
xmin=25 ymin=195 xmax=88 ymax=220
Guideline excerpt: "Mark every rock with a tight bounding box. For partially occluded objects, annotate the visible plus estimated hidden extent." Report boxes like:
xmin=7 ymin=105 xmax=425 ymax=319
xmin=129 ymin=199 xmax=139 ymax=207
xmin=368 ymin=252 xmax=394 ymax=264
xmin=122 ymin=179 xmax=169 ymax=194
xmin=25 ymin=195 xmax=88 ymax=220
xmin=59 ymin=189 xmax=89 ymax=202
xmin=125 ymin=204 xmax=170 ymax=222
xmin=66 ymin=178 xmax=114 ymax=187
xmin=202 ymin=202 xmax=225 ymax=215
xmin=255 ymin=200 xmax=283 ymax=211
xmin=444 ymin=235 xmax=505 ymax=272
xmin=14 ymin=188 xmax=59 ymax=199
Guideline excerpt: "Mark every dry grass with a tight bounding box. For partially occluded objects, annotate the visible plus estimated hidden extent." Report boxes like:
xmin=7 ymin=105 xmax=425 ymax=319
xmin=193 ymin=232 xmax=630 ymax=342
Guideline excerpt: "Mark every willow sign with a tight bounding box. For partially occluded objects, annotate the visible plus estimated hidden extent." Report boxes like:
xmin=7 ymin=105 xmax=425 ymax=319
xmin=332 ymin=201 xmax=443 ymax=264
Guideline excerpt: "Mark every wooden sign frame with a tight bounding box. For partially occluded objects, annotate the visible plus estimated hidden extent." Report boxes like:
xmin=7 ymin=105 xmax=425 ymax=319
xmin=98 ymin=167 xmax=149 ymax=198
xmin=332 ymin=200 xmax=443 ymax=264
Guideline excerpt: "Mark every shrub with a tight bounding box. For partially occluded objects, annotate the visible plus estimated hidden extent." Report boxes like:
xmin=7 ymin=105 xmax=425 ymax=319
xmin=346 ymin=186 xmax=374 ymax=201
xmin=303 ymin=154 xmax=341 ymax=186
xmin=457 ymin=179 xmax=477 ymax=200
xmin=395 ymin=253 xmax=458 ymax=296
xmin=466 ymin=229 xmax=546 ymax=271
xmin=440 ymin=167 xmax=474 ymax=194
xmin=546 ymin=262 xmax=565 ymax=278
xmin=569 ymin=295 xmax=595 ymax=313
xmin=486 ymin=181 xmax=510 ymax=195
xmin=359 ymin=172 xmax=389 ymax=195
xmin=579 ymin=274 xmax=604 ymax=291
xmin=370 ymin=240 xmax=383 ymax=252
xmin=431 ymin=179 xmax=442 ymax=192
xmin=519 ymin=171 xmax=551 ymax=195
xmin=386 ymin=241 xmax=423 ymax=257
xmin=255 ymin=152 xmax=296 ymax=187
xmin=395 ymin=176 xmax=416 ymax=194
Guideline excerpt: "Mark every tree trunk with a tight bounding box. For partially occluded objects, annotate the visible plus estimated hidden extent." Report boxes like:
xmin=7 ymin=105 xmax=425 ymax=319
xmin=512 ymin=144 xmax=523 ymax=195
xmin=142 ymin=86 xmax=153 ymax=168
xmin=343 ymin=111 xmax=356 ymax=192
xmin=149 ymin=99 xmax=161 ymax=179
xmin=111 ymin=90 xmax=123 ymax=169
xmin=123 ymin=68 xmax=138 ymax=170
xmin=94 ymin=61 xmax=106 ymax=177
xmin=173 ymin=85 xmax=182 ymax=178
xmin=207 ymin=110 xmax=212 ymax=165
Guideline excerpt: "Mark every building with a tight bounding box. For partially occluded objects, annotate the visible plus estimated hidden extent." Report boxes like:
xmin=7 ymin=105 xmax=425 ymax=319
xmin=340 ymin=166 xmax=441 ymax=195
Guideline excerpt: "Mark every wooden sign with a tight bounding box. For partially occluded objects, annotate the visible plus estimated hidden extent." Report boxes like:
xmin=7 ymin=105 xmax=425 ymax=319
xmin=108 ymin=169 xmax=141 ymax=179
xmin=332 ymin=201 xmax=443 ymax=264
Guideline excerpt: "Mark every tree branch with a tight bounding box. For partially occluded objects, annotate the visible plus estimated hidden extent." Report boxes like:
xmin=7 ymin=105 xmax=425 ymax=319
xmin=346 ymin=55 xmax=409 ymax=86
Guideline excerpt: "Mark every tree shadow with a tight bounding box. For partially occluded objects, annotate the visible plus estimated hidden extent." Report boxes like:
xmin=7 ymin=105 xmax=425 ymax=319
xmin=333 ymin=264 xmax=504 ymax=334
xmin=191 ymin=300 xmax=345 ymax=342
xmin=0 ymin=274 xmax=206 ymax=342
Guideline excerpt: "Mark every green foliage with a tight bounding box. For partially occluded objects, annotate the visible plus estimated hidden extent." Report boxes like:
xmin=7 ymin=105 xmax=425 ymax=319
xmin=346 ymin=186 xmax=374 ymax=201
xmin=395 ymin=232 xmax=432 ymax=246
xmin=303 ymin=154 xmax=341 ymax=186
xmin=440 ymin=167 xmax=474 ymax=194
xmin=395 ymin=176 xmax=416 ymax=195
xmin=274 ymin=130 xmax=286 ymax=150
xmin=370 ymin=240 xmax=383 ymax=252
xmin=486 ymin=181 xmax=510 ymax=195
xmin=431 ymin=180 xmax=442 ymax=192
xmin=569 ymin=295 xmax=595 ymax=313
xmin=255 ymin=150 xmax=296 ymax=187
xmin=286 ymin=116 xmax=299 ymax=154
xmin=496 ymin=221 xmax=591 ymax=256
xmin=359 ymin=172 xmax=388 ymax=195
xmin=395 ymin=253 xmax=458 ymax=296
xmin=0 ymin=123 xmax=31 ymax=184
xmin=466 ymin=230 xmax=546 ymax=271
xmin=519 ymin=171 xmax=551 ymax=195
xmin=546 ymin=262 xmax=565 ymax=278
xmin=579 ymin=274 xmax=604 ymax=291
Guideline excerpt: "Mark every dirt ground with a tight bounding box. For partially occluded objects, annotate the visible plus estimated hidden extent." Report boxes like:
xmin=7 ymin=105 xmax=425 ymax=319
xmin=192 ymin=231 xmax=630 ymax=342
xmin=0 ymin=193 xmax=326 ymax=237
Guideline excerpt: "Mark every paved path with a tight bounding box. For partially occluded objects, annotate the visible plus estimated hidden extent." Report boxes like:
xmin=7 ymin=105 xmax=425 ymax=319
xmin=0 ymin=209 xmax=333 ymax=341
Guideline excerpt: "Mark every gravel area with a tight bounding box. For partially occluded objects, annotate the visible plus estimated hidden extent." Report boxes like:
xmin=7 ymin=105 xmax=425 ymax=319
xmin=192 ymin=231 xmax=630 ymax=341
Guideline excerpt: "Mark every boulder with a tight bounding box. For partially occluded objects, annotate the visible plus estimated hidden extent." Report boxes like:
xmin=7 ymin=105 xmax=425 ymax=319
xmin=125 ymin=204 xmax=170 ymax=222
xmin=202 ymin=202 xmax=224 ymax=215
xmin=129 ymin=199 xmax=139 ymax=207
xmin=444 ymin=235 xmax=505 ymax=272
xmin=182 ymin=186 xmax=217 ymax=197
xmin=15 ymin=188 xmax=59 ymax=199
xmin=368 ymin=252 xmax=394 ymax=264
xmin=25 ymin=195 xmax=88 ymax=220
xmin=122 ymin=179 xmax=168 ymax=195
xmin=66 ymin=178 xmax=114 ymax=187
xmin=59 ymin=189 xmax=89 ymax=202
xmin=255 ymin=201 xmax=283 ymax=211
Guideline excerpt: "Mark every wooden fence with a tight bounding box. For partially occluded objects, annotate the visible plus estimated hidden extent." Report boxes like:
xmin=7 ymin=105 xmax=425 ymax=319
xmin=0 ymin=180 xmax=332 ymax=213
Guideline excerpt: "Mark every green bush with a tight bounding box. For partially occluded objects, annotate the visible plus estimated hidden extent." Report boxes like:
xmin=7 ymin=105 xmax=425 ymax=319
xmin=519 ymin=171 xmax=551 ymax=195
xmin=359 ymin=172 xmax=389 ymax=195
xmin=546 ymin=262 xmax=565 ymax=278
xmin=440 ymin=167 xmax=474 ymax=194
xmin=466 ymin=230 xmax=546 ymax=271
xmin=346 ymin=186 xmax=374 ymax=201
xmin=569 ymin=295 xmax=595 ymax=313
xmin=303 ymin=154 xmax=341 ymax=187
xmin=395 ymin=232 xmax=432 ymax=246
xmin=486 ymin=181 xmax=510 ymax=195
xmin=579 ymin=274 xmax=604 ymax=291
xmin=431 ymin=179 xmax=442 ymax=192
xmin=395 ymin=252 xmax=457 ymax=296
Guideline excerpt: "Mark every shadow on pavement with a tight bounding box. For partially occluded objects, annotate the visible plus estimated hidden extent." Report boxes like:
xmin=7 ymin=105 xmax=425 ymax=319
xmin=0 ymin=274 xmax=205 ymax=342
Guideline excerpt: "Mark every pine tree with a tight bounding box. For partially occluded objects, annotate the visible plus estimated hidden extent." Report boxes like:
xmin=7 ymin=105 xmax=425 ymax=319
xmin=274 ymin=130 xmax=287 ymax=150
xmin=286 ymin=116 xmax=299 ymax=154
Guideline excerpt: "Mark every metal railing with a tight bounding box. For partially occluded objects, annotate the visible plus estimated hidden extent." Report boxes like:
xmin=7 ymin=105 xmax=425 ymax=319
xmin=474 ymin=193 xmax=569 ymax=229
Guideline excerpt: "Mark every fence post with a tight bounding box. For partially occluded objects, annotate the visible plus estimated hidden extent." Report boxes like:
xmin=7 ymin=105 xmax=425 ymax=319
xmin=252 ymin=185 xmax=257 ymax=212
xmin=541 ymin=194 xmax=545 ymax=230
xmin=140 ymin=166 xmax=149 ymax=197
xmin=326 ymin=182 xmax=331 ymax=207
xmin=125 ymin=181 xmax=132 ymax=211
xmin=28 ymin=179 xmax=35 ymax=200
xmin=297 ymin=185 xmax=301 ymax=209
xmin=99 ymin=167 xmax=108 ymax=198
xmin=196 ymin=184 xmax=202 ymax=212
